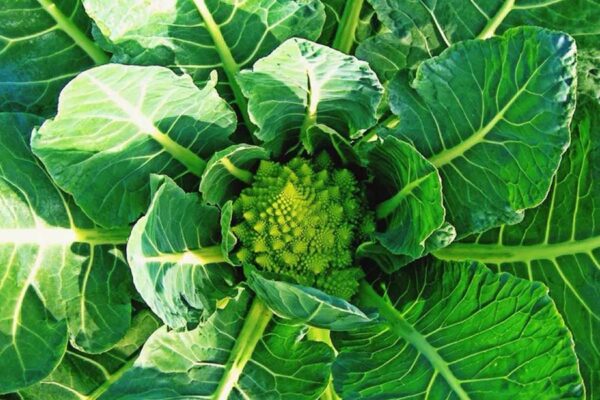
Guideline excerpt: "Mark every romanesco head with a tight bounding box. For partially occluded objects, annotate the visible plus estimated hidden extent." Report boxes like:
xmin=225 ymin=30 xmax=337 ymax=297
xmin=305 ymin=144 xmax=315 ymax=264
xmin=232 ymin=155 xmax=374 ymax=299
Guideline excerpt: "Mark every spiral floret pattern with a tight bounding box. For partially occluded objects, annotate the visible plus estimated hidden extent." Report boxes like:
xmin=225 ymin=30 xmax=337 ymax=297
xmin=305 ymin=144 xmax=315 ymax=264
xmin=233 ymin=155 xmax=374 ymax=299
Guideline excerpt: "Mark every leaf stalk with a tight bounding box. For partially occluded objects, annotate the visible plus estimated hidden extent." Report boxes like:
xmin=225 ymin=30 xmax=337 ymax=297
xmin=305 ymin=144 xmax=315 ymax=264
xmin=332 ymin=0 xmax=365 ymax=54
xmin=213 ymin=296 xmax=273 ymax=400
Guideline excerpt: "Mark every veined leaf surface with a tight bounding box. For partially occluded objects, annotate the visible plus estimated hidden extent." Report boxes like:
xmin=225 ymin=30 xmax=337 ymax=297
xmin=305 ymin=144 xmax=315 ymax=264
xmin=247 ymin=269 xmax=375 ymax=331
xmin=367 ymin=136 xmax=445 ymax=259
xmin=386 ymin=27 xmax=576 ymax=236
xmin=0 ymin=113 xmax=134 ymax=393
xmin=334 ymin=260 xmax=583 ymax=399
xmin=238 ymin=38 xmax=383 ymax=153
xmin=368 ymin=0 xmax=599 ymax=56
xmin=0 ymin=0 xmax=108 ymax=116
xmin=435 ymin=98 xmax=600 ymax=396
xmin=82 ymin=0 xmax=325 ymax=127
xmin=128 ymin=175 xmax=236 ymax=329
xmin=32 ymin=65 xmax=236 ymax=228
xmin=356 ymin=32 xmax=429 ymax=82
xmin=101 ymin=290 xmax=335 ymax=400
xmin=18 ymin=311 xmax=160 ymax=400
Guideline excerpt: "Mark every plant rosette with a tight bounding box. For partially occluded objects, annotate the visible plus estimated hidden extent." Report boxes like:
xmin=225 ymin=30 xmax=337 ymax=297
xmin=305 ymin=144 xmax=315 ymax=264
xmin=2 ymin=0 xmax=597 ymax=398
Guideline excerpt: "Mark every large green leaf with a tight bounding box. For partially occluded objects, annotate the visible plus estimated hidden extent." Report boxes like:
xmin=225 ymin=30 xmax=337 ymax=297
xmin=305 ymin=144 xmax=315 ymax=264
xmin=32 ymin=65 xmax=236 ymax=228
xmin=18 ymin=311 xmax=160 ymax=400
xmin=128 ymin=175 xmax=236 ymax=329
xmin=367 ymin=0 xmax=599 ymax=57
xmin=366 ymin=136 xmax=445 ymax=258
xmin=0 ymin=113 xmax=134 ymax=393
xmin=385 ymin=27 xmax=576 ymax=237
xmin=101 ymin=290 xmax=335 ymax=399
xmin=247 ymin=269 xmax=375 ymax=331
xmin=434 ymin=98 xmax=600 ymax=395
xmin=0 ymin=0 xmax=108 ymax=116
xmin=82 ymin=0 xmax=325 ymax=127
xmin=238 ymin=38 xmax=383 ymax=154
xmin=333 ymin=260 xmax=584 ymax=399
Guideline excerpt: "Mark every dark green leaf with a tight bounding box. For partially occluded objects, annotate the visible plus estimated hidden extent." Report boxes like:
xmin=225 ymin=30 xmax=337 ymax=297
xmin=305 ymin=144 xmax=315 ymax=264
xmin=127 ymin=175 xmax=236 ymax=328
xmin=101 ymin=290 xmax=335 ymax=399
xmin=385 ymin=27 xmax=576 ymax=236
xmin=367 ymin=0 xmax=599 ymax=57
xmin=334 ymin=260 xmax=584 ymax=399
xmin=0 ymin=0 xmax=108 ymax=116
xmin=367 ymin=136 xmax=445 ymax=258
xmin=18 ymin=311 xmax=160 ymax=400
xmin=356 ymin=32 xmax=428 ymax=82
xmin=247 ymin=269 xmax=375 ymax=331
xmin=434 ymin=98 xmax=600 ymax=395
xmin=358 ymin=222 xmax=456 ymax=272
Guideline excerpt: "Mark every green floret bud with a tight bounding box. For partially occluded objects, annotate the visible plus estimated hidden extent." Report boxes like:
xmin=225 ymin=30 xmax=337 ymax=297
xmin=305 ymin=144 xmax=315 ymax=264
xmin=233 ymin=156 xmax=373 ymax=299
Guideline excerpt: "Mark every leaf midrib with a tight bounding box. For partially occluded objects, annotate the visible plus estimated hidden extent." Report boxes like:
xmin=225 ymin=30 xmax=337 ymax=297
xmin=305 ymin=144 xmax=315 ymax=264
xmin=427 ymin=55 xmax=549 ymax=168
xmin=36 ymin=0 xmax=109 ymax=65
xmin=142 ymin=245 xmax=226 ymax=265
xmin=433 ymin=234 xmax=600 ymax=263
xmin=0 ymin=227 xmax=129 ymax=245
xmin=85 ymin=73 xmax=207 ymax=177
xmin=213 ymin=296 xmax=273 ymax=400
xmin=191 ymin=0 xmax=253 ymax=130
xmin=358 ymin=281 xmax=471 ymax=400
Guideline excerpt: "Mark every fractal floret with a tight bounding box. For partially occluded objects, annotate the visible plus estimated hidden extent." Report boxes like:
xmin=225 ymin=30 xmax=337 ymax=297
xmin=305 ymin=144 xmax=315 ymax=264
xmin=232 ymin=154 xmax=374 ymax=299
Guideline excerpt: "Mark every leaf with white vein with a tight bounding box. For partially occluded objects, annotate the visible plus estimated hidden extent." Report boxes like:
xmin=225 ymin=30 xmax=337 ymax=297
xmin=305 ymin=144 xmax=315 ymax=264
xmin=333 ymin=260 xmax=584 ymax=399
xmin=434 ymin=95 xmax=600 ymax=396
xmin=127 ymin=175 xmax=237 ymax=329
xmin=32 ymin=65 xmax=236 ymax=228
xmin=366 ymin=136 xmax=445 ymax=258
xmin=0 ymin=113 xmax=134 ymax=393
xmin=101 ymin=290 xmax=335 ymax=400
xmin=367 ymin=0 xmax=600 ymax=58
xmin=18 ymin=311 xmax=160 ymax=400
xmin=385 ymin=27 xmax=576 ymax=237
xmin=0 ymin=0 xmax=109 ymax=117
xmin=238 ymin=38 xmax=383 ymax=154
xmin=82 ymin=0 xmax=325 ymax=127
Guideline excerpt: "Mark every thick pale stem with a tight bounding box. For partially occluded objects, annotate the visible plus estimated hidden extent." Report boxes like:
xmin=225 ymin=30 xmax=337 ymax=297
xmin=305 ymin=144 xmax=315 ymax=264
xmin=213 ymin=296 xmax=273 ymax=400
xmin=356 ymin=114 xmax=399 ymax=146
xmin=358 ymin=281 xmax=471 ymax=400
xmin=477 ymin=0 xmax=515 ymax=39
xmin=307 ymin=327 xmax=340 ymax=400
xmin=332 ymin=0 xmax=365 ymax=54
xmin=37 ymin=0 xmax=109 ymax=65
xmin=433 ymin=236 xmax=600 ymax=263
xmin=221 ymin=157 xmax=253 ymax=184
xmin=192 ymin=0 xmax=255 ymax=132
xmin=75 ymin=227 xmax=131 ymax=245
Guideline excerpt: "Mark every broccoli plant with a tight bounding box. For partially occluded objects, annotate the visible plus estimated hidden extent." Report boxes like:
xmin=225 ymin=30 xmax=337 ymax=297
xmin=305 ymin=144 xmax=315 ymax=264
xmin=1 ymin=0 xmax=598 ymax=399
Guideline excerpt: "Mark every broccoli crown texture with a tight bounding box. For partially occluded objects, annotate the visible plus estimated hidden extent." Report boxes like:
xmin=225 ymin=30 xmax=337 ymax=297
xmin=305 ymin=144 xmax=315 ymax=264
xmin=233 ymin=154 xmax=374 ymax=299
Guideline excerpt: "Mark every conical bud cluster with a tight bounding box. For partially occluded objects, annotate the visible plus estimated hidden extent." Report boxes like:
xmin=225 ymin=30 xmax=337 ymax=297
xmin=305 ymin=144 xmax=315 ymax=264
xmin=233 ymin=155 xmax=373 ymax=299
